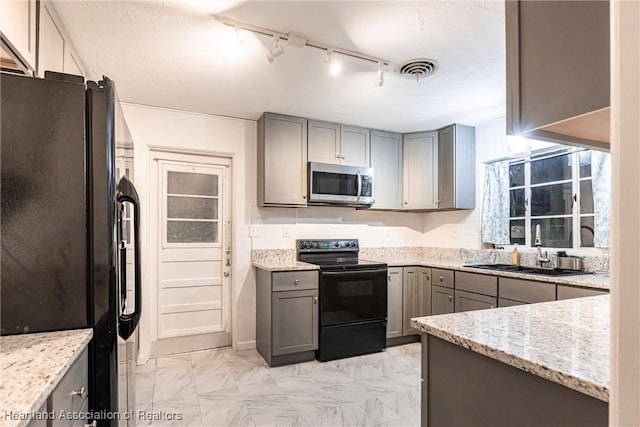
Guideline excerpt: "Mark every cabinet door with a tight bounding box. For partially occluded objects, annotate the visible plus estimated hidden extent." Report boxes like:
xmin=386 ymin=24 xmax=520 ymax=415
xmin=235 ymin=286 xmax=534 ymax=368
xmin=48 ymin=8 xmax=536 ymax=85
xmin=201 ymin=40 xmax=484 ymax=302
xmin=370 ymin=130 xmax=403 ymax=210
xmin=431 ymin=285 xmax=454 ymax=315
xmin=272 ymin=289 xmax=318 ymax=356
xmin=499 ymin=277 xmax=556 ymax=304
xmin=403 ymin=132 xmax=438 ymax=210
xmin=308 ymin=120 xmax=341 ymax=164
xmin=260 ymin=113 xmax=307 ymax=206
xmin=0 ymin=0 xmax=37 ymax=70
xmin=419 ymin=267 xmax=432 ymax=317
xmin=340 ymin=125 xmax=370 ymax=167
xmin=38 ymin=3 xmax=65 ymax=76
xmin=438 ymin=125 xmax=455 ymax=209
xmin=386 ymin=267 xmax=403 ymax=339
xmin=402 ymin=267 xmax=421 ymax=335
xmin=455 ymin=290 xmax=497 ymax=313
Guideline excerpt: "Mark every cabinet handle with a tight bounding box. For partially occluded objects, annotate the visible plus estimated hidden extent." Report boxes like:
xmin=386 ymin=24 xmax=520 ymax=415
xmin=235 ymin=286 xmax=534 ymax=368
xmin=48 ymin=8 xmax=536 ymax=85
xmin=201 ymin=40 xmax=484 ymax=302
xmin=70 ymin=387 xmax=86 ymax=398
xmin=84 ymin=422 xmax=97 ymax=427
xmin=404 ymin=201 xmax=408 ymax=205
xmin=439 ymin=276 xmax=444 ymax=282
xmin=388 ymin=275 xmax=391 ymax=281
xmin=336 ymin=155 xmax=341 ymax=159
xmin=314 ymin=296 xmax=318 ymax=304
xmin=341 ymin=155 xmax=345 ymax=159
xmin=294 ymin=279 xmax=299 ymax=286
xmin=448 ymin=296 xmax=453 ymax=301
xmin=302 ymin=195 xmax=307 ymax=199
xmin=490 ymin=305 xmax=495 ymax=309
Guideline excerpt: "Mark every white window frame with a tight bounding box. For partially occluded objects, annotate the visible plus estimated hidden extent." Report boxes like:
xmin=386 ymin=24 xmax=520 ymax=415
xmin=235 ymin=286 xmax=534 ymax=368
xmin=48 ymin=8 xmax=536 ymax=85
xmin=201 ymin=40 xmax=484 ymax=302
xmin=508 ymin=148 xmax=595 ymax=250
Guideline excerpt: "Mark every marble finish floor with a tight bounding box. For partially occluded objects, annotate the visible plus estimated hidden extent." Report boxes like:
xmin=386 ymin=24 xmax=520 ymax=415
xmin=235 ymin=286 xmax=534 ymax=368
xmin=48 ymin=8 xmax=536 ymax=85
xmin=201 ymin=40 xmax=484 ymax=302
xmin=135 ymin=342 xmax=422 ymax=427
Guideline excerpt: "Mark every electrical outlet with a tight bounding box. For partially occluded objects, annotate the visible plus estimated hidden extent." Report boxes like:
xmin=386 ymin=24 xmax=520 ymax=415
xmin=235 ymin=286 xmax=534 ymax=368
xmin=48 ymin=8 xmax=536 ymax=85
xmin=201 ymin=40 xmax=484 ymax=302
xmin=283 ymin=225 xmax=291 ymax=238
xmin=249 ymin=225 xmax=262 ymax=237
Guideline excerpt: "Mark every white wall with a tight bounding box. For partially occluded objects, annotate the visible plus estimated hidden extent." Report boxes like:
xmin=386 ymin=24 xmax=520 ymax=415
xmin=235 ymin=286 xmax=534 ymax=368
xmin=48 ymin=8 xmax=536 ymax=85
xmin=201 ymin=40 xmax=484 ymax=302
xmin=120 ymin=103 xmax=257 ymax=356
xmin=422 ymin=117 xmax=508 ymax=248
xmin=610 ymin=1 xmax=640 ymax=424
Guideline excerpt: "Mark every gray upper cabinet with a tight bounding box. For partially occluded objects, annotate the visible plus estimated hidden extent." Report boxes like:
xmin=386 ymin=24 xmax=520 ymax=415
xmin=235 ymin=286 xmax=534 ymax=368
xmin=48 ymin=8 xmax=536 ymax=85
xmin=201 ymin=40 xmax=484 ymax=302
xmin=438 ymin=124 xmax=476 ymax=210
xmin=370 ymin=130 xmax=403 ymax=210
xmin=386 ymin=267 xmax=403 ymax=339
xmin=308 ymin=120 xmax=370 ymax=167
xmin=403 ymin=131 xmax=438 ymax=210
xmin=257 ymin=113 xmax=308 ymax=207
xmin=506 ymin=0 xmax=610 ymax=150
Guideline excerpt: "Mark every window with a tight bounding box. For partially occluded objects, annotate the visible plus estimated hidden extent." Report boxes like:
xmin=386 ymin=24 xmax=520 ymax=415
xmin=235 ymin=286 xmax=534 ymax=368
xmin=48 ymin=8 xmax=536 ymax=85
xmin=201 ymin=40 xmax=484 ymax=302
xmin=508 ymin=148 xmax=596 ymax=248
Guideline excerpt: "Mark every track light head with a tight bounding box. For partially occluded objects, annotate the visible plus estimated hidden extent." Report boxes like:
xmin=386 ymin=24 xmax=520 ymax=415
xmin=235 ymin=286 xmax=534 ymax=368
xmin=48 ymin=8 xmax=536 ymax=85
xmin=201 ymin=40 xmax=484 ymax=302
xmin=375 ymin=61 xmax=384 ymax=86
xmin=325 ymin=49 xmax=342 ymax=76
xmin=266 ymin=37 xmax=284 ymax=63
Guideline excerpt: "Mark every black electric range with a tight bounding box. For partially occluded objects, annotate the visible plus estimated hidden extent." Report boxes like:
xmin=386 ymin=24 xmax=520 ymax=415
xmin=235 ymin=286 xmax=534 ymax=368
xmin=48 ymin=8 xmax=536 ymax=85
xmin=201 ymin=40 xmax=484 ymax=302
xmin=297 ymin=239 xmax=388 ymax=361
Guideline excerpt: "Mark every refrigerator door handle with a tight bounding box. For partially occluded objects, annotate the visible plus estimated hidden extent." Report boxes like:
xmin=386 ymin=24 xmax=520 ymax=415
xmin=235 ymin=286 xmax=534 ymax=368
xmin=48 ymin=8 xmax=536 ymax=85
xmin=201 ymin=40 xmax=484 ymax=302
xmin=116 ymin=176 xmax=142 ymax=340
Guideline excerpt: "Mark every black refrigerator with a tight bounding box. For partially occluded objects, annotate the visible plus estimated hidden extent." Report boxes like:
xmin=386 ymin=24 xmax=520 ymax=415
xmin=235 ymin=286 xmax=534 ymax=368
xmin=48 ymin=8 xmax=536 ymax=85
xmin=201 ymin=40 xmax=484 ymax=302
xmin=1 ymin=71 xmax=141 ymax=426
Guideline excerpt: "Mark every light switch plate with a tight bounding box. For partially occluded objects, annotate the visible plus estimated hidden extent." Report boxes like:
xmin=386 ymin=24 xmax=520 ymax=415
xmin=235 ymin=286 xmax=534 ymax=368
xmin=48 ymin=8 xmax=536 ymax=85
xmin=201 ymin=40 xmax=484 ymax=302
xmin=283 ymin=225 xmax=291 ymax=238
xmin=249 ymin=225 xmax=262 ymax=237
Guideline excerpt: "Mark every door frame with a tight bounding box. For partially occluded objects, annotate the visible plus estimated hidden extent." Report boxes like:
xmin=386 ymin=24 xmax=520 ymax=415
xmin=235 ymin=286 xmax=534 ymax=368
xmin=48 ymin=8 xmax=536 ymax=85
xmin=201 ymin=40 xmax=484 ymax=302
xmin=143 ymin=146 xmax=233 ymax=358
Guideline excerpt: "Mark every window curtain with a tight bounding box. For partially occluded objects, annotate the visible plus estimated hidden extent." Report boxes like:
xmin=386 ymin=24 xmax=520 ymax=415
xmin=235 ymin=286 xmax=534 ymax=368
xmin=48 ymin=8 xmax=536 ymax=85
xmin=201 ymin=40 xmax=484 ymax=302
xmin=481 ymin=160 xmax=510 ymax=244
xmin=591 ymin=151 xmax=611 ymax=248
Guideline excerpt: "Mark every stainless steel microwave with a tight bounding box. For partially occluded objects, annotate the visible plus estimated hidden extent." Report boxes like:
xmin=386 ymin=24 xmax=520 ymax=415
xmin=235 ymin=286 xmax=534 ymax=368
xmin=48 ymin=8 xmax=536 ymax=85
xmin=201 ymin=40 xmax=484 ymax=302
xmin=308 ymin=162 xmax=374 ymax=206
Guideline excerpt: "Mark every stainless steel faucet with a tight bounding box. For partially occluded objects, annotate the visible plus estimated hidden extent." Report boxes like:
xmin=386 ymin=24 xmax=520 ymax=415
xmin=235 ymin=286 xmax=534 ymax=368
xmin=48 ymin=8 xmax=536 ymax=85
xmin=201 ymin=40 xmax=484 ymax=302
xmin=534 ymin=224 xmax=551 ymax=267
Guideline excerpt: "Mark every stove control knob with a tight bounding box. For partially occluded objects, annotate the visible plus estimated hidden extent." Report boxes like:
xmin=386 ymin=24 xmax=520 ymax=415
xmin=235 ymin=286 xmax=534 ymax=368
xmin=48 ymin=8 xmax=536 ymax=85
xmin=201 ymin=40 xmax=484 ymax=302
xmin=351 ymin=241 xmax=357 ymax=248
xmin=300 ymin=242 xmax=307 ymax=249
xmin=334 ymin=242 xmax=339 ymax=248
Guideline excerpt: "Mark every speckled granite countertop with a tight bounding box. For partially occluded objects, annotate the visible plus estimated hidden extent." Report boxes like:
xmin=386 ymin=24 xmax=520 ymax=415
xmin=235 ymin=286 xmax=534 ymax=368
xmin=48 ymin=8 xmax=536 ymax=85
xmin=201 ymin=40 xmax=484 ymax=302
xmin=253 ymin=260 xmax=319 ymax=272
xmin=0 ymin=329 xmax=93 ymax=427
xmin=411 ymin=295 xmax=609 ymax=402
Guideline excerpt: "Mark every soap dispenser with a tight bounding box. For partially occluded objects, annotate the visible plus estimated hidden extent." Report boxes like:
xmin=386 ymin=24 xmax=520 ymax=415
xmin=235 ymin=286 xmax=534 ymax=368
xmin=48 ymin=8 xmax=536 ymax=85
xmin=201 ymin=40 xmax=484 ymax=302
xmin=511 ymin=244 xmax=521 ymax=266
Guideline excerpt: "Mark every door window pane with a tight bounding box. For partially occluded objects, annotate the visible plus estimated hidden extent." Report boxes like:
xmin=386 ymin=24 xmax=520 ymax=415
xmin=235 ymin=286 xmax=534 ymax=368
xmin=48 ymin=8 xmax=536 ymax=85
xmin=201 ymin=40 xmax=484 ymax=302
xmin=510 ymin=188 xmax=526 ymax=217
xmin=167 ymin=172 xmax=218 ymax=196
xmin=509 ymin=163 xmax=524 ymax=187
xmin=580 ymin=216 xmax=595 ymax=247
xmin=579 ymin=151 xmax=591 ymax=178
xmin=531 ymin=218 xmax=573 ymax=248
xmin=510 ymin=219 xmax=525 ymax=245
xmin=167 ymin=221 xmax=218 ymax=243
xmin=167 ymin=196 xmax=218 ymax=219
xmin=531 ymin=154 xmax=572 ymax=184
xmin=531 ymin=183 xmax=573 ymax=216
xmin=580 ymin=180 xmax=594 ymax=214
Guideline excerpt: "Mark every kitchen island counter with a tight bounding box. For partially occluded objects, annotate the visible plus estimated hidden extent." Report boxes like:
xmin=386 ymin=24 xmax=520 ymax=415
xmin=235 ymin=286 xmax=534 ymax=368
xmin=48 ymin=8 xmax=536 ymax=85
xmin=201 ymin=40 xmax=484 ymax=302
xmin=0 ymin=328 xmax=93 ymax=427
xmin=411 ymin=295 xmax=609 ymax=401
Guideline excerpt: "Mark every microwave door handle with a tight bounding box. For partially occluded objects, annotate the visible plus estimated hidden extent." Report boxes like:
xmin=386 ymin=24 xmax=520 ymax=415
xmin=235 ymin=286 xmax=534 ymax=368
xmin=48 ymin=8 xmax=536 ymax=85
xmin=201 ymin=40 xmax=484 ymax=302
xmin=356 ymin=170 xmax=362 ymax=200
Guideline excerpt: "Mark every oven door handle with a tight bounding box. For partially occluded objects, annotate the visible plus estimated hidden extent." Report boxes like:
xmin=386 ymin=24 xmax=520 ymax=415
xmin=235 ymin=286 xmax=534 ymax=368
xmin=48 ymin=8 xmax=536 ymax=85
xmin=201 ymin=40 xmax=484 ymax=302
xmin=322 ymin=268 xmax=388 ymax=277
xmin=356 ymin=170 xmax=362 ymax=200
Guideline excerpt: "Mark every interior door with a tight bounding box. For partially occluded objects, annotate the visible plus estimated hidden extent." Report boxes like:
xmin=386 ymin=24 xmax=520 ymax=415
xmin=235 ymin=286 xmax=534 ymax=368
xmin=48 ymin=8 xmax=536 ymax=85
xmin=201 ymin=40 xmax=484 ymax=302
xmin=156 ymin=160 xmax=231 ymax=350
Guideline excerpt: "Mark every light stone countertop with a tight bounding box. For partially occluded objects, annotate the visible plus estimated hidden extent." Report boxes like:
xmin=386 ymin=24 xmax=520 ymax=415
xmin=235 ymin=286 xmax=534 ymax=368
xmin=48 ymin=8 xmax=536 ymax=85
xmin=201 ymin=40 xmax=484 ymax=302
xmin=252 ymin=260 xmax=319 ymax=272
xmin=0 ymin=329 xmax=93 ymax=427
xmin=411 ymin=295 xmax=610 ymax=402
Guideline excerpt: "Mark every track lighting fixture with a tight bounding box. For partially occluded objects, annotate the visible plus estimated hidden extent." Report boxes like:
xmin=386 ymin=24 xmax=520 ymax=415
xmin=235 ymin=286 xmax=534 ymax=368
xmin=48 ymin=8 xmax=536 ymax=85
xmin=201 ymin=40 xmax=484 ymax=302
xmin=375 ymin=61 xmax=384 ymax=86
xmin=233 ymin=25 xmax=244 ymax=45
xmin=266 ymin=36 xmax=284 ymax=63
xmin=215 ymin=16 xmax=390 ymax=85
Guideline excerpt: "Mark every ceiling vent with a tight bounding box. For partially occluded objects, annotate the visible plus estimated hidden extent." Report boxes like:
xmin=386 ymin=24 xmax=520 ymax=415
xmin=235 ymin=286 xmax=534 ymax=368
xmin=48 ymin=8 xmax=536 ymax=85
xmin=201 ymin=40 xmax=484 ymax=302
xmin=396 ymin=58 xmax=438 ymax=81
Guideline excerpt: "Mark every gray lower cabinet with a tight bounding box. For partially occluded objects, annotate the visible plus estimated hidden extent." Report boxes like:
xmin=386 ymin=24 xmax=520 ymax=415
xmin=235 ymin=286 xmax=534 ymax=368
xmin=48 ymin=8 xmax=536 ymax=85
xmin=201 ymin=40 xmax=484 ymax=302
xmin=257 ymin=113 xmax=308 ymax=207
xmin=455 ymin=290 xmax=497 ymax=313
xmin=370 ymin=130 xmax=403 ymax=210
xmin=403 ymin=266 xmax=431 ymax=335
xmin=557 ymin=285 xmax=608 ymax=300
xmin=28 ymin=347 xmax=89 ymax=427
xmin=499 ymin=297 xmax=526 ymax=307
xmin=386 ymin=267 xmax=404 ymax=339
xmin=431 ymin=285 xmax=454 ymax=315
xmin=256 ymin=268 xmax=319 ymax=366
xmin=499 ymin=277 xmax=556 ymax=304
xmin=438 ymin=124 xmax=476 ymax=210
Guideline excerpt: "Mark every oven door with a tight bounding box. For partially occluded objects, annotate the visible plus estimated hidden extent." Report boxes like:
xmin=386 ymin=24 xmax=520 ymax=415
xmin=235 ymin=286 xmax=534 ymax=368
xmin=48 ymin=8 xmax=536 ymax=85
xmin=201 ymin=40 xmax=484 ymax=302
xmin=320 ymin=267 xmax=387 ymax=327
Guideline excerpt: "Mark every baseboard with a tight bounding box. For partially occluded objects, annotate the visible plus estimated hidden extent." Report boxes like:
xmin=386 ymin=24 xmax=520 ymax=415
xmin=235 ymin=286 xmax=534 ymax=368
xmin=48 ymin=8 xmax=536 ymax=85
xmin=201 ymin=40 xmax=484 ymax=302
xmin=151 ymin=332 xmax=231 ymax=357
xmin=236 ymin=340 xmax=256 ymax=351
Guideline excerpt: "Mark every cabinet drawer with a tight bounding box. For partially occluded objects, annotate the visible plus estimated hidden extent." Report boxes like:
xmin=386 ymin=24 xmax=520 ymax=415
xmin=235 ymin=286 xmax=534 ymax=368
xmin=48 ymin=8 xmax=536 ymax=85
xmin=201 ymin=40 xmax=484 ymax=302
xmin=455 ymin=272 xmax=497 ymax=297
xmin=51 ymin=347 xmax=88 ymax=427
xmin=431 ymin=268 xmax=454 ymax=289
xmin=272 ymin=271 xmax=318 ymax=292
xmin=557 ymin=285 xmax=608 ymax=300
xmin=499 ymin=277 xmax=556 ymax=304
xmin=455 ymin=290 xmax=497 ymax=313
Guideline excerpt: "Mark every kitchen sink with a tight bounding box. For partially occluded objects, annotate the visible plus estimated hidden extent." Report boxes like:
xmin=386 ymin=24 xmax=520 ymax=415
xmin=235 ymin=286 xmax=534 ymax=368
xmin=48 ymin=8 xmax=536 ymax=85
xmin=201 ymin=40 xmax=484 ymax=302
xmin=465 ymin=263 xmax=588 ymax=277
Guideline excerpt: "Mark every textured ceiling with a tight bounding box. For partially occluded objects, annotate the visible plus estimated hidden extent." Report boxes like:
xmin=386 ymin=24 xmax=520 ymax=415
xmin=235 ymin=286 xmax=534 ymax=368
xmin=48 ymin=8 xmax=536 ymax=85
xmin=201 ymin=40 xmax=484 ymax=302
xmin=52 ymin=0 xmax=506 ymax=133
